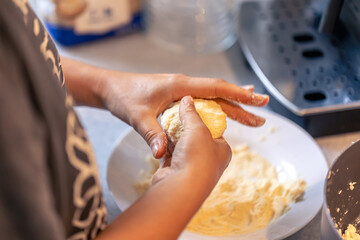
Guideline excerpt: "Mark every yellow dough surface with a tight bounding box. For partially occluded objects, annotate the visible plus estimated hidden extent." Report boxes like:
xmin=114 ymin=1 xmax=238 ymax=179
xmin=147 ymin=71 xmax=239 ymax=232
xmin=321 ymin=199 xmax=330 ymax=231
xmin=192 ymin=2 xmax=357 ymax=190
xmin=160 ymin=99 xmax=227 ymax=144
xmin=134 ymin=144 xmax=307 ymax=236
xmin=186 ymin=144 xmax=306 ymax=235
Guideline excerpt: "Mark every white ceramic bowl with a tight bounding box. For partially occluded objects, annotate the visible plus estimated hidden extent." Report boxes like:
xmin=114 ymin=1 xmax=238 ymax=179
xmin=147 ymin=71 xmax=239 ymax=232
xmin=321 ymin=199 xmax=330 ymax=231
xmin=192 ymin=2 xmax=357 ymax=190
xmin=107 ymin=107 xmax=328 ymax=240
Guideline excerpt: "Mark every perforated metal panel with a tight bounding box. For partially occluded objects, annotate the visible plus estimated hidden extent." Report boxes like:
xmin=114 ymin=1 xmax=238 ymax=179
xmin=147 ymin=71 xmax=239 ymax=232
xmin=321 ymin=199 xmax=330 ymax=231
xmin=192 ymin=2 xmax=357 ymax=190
xmin=238 ymin=0 xmax=360 ymax=136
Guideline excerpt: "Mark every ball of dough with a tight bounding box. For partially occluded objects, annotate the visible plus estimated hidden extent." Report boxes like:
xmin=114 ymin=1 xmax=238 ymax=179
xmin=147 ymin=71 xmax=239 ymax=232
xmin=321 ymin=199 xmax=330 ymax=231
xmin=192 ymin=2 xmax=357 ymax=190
xmin=160 ymin=99 xmax=227 ymax=145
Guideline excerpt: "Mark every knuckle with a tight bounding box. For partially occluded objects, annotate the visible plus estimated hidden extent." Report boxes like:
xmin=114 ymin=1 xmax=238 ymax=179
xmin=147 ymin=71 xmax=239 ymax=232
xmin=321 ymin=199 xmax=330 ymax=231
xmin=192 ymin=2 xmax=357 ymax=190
xmin=173 ymin=73 xmax=188 ymax=82
xmin=216 ymin=78 xmax=226 ymax=83
xmin=213 ymin=78 xmax=226 ymax=85
xmin=211 ymin=79 xmax=226 ymax=96
xmin=144 ymin=129 xmax=159 ymax=144
xmin=183 ymin=105 xmax=195 ymax=113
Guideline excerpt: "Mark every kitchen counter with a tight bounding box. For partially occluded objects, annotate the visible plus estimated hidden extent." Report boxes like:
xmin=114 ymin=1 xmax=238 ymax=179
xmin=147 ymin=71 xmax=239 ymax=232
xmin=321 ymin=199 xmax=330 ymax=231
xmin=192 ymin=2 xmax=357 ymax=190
xmin=58 ymin=32 xmax=360 ymax=239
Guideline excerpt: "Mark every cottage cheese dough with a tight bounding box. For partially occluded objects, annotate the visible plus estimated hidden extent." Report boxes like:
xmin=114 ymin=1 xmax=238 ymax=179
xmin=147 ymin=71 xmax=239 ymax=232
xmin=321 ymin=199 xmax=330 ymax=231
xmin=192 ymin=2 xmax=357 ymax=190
xmin=160 ymin=99 xmax=227 ymax=144
xmin=186 ymin=144 xmax=306 ymax=236
xmin=135 ymin=144 xmax=306 ymax=236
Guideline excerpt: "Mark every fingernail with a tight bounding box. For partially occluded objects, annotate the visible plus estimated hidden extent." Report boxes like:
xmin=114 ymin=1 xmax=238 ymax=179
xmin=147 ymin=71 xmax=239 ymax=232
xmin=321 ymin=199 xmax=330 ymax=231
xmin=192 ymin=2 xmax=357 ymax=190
xmin=256 ymin=116 xmax=266 ymax=126
xmin=152 ymin=142 xmax=159 ymax=157
xmin=251 ymin=94 xmax=269 ymax=105
xmin=182 ymin=96 xmax=193 ymax=106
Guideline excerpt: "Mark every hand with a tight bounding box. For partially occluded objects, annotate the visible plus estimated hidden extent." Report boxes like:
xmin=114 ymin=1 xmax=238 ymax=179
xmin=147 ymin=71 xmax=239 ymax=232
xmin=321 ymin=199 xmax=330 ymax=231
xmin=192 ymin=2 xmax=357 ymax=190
xmin=62 ymin=59 xmax=258 ymax=239
xmin=99 ymin=72 xmax=269 ymax=159
xmin=62 ymin=58 xmax=268 ymax=159
xmin=96 ymin=97 xmax=232 ymax=240
xmin=152 ymin=96 xmax=232 ymax=190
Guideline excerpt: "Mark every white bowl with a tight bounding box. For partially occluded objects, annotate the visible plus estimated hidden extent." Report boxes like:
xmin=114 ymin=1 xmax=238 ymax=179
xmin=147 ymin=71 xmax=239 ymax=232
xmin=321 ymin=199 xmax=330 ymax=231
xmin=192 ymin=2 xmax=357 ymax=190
xmin=107 ymin=107 xmax=328 ymax=240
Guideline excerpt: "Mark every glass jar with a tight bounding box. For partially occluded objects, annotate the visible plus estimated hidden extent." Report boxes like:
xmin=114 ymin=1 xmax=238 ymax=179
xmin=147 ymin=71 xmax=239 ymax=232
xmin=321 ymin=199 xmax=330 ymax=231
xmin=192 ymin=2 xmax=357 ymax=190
xmin=144 ymin=0 xmax=236 ymax=54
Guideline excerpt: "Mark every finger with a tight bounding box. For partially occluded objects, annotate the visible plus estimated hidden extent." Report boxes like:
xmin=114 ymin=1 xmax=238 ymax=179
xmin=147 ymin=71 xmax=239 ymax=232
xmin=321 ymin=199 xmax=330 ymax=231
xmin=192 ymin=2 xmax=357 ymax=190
xmin=210 ymin=81 xmax=269 ymax=106
xmin=132 ymin=112 xmax=168 ymax=159
xmin=174 ymin=77 xmax=269 ymax=106
xmin=215 ymin=98 xmax=266 ymax=127
xmin=179 ymin=96 xmax=210 ymax=136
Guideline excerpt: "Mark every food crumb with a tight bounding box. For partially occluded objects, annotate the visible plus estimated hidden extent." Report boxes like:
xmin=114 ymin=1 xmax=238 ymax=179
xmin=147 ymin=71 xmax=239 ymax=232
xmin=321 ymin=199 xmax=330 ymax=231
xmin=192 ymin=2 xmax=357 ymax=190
xmin=339 ymin=190 xmax=343 ymax=195
xmin=342 ymin=224 xmax=360 ymax=240
xmin=259 ymin=136 xmax=266 ymax=142
xmin=337 ymin=208 xmax=340 ymax=213
xmin=269 ymin=126 xmax=278 ymax=133
xmin=350 ymin=182 xmax=357 ymax=191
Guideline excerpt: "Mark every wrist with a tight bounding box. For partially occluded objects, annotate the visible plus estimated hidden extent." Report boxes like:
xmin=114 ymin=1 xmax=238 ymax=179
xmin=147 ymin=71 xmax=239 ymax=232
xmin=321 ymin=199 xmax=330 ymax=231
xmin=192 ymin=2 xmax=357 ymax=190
xmin=89 ymin=67 xmax=111 ymax=108
xmin=61 ymin=57 xmax=107 ymax=108
xmin=175 ymin=164 xmax=220 ymax=195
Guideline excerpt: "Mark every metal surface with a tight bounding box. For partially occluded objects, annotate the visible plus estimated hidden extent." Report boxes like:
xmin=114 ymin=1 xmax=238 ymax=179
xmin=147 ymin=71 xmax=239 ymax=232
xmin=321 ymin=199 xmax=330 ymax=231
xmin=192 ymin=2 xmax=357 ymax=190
xmin=238 ymin=0 xmax=360 ymax=136
xmin=342 ymin=0 xmax=360 ymax=41
xmin=321 ymin=140 xmax=360 ymax=239
xmin=319 ymin=0 xmax=344 ymax=34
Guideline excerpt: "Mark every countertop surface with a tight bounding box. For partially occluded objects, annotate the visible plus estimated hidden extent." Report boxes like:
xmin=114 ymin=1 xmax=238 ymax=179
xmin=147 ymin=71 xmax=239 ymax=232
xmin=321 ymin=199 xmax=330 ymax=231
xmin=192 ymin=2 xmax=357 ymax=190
xmin=58 ymin=32 xmax=360 ymax=240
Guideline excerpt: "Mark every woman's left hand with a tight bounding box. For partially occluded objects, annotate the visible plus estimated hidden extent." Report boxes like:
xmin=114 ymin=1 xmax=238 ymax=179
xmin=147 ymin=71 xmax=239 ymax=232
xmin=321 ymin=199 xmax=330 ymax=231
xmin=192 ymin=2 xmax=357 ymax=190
xmin=98 ymin=71 xmax=269 ymax=159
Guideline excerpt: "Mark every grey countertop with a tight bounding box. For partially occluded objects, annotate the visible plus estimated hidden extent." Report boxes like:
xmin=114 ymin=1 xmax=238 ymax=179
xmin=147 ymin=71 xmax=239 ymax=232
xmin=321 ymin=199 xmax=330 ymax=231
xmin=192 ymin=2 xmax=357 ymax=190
xmin=58 ymin=32 xmax=360 ymax=239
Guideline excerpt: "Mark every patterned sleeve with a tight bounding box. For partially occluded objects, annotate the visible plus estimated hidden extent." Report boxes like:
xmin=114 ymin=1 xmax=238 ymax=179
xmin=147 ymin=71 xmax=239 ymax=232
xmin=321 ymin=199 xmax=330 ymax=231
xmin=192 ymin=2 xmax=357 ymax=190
xmin=0 ymin=18 xmax=66 ymax=240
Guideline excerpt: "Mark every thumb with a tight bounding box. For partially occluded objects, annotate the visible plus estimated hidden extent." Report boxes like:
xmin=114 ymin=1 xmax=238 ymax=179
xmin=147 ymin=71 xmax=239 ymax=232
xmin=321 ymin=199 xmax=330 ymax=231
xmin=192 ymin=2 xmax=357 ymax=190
xmin=179 ymin=96 xmax=208 ymax=135
xmin=133 ymin=113 xmax=168 ymax=159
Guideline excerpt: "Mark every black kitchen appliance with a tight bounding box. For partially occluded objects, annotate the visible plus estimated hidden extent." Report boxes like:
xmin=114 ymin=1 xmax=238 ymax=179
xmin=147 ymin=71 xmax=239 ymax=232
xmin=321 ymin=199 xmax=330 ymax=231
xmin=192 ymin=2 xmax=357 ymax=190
xmin=238 ymin=0 xmax=360 ymax=137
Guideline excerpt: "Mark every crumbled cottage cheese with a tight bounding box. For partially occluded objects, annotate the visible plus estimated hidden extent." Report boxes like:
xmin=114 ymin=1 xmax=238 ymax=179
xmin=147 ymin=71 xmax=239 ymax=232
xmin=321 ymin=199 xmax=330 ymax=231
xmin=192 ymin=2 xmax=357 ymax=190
xmin=134 ymin=144 xmax=306 ymax=236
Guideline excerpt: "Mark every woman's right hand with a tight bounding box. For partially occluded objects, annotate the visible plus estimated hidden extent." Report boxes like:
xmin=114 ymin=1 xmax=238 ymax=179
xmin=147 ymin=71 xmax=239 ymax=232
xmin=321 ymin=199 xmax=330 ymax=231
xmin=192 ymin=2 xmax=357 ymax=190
xmin=98 ymin=97 xmax=233 ymax=240
xmin=152 ymin=96 xmax=232 ymax=189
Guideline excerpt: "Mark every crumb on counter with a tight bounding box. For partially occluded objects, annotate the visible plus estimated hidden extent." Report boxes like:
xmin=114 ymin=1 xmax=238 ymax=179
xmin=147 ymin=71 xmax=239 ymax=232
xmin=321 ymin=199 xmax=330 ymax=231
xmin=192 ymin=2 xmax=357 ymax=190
xmin=349 ymin=182 xmax=357 ymax=191
xmin=342 ymin=224 xmax=360 ymax=240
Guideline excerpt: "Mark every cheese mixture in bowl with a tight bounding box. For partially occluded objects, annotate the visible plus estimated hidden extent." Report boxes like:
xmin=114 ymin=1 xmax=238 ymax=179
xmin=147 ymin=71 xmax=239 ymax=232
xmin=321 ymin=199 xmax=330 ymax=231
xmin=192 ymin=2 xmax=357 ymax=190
xmin=134 ymin=144 xmax=306 ymax=236
xmin=186 ymin=144 xmax=306 ymax=235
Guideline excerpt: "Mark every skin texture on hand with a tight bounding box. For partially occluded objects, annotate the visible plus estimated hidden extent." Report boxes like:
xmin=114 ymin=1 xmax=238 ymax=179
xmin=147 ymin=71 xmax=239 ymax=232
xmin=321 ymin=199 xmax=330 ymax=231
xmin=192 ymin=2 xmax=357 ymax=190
xmin=61 ymin=57 xmax=269 ymax=160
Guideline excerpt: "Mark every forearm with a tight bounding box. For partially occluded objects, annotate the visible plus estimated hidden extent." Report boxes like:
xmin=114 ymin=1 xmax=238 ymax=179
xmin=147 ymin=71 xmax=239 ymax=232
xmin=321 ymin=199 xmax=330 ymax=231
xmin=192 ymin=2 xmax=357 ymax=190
xmin=61 ymin=57 xmax=109 ymax=108
xmin=97 ymin=169 xmax=214 ymax=240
